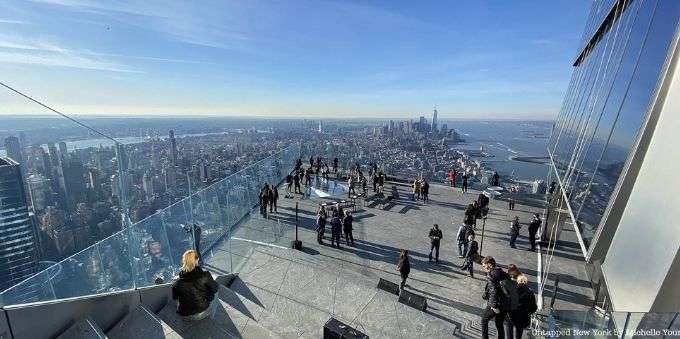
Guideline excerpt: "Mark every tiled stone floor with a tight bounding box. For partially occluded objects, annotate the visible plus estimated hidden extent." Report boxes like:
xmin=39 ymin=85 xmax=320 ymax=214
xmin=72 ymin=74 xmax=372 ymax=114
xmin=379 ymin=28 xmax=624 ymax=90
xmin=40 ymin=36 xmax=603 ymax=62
xmin=203 ymin=179 xmax=593 ymax=337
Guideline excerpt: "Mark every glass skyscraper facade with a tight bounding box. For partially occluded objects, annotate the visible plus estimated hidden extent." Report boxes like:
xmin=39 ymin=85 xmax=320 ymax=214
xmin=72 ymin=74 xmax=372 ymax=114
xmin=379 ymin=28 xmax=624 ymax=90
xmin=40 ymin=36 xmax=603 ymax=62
xmin=547 ymin=0 xmax=680 ymax=252
xmin=0 ymin=157 xmax=39 ymax=292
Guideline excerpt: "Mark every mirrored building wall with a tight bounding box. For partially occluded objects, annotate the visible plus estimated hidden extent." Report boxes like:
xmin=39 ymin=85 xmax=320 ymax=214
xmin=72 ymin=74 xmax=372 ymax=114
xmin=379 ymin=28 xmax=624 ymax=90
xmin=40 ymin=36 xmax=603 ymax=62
xmin=547 ymin=0 xmax=680 ymax=312
xmin=548 ymin=0 xmax=680 ymax=252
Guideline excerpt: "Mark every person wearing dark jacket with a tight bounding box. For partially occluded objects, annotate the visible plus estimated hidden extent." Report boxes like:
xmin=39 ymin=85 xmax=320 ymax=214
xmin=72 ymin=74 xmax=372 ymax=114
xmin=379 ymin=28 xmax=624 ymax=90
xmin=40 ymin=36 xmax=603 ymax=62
xmin=271 ymin=186 xmax=279 ymax=212
xmin=259 ymin=185 xmax=269 ymax=217
xmin=343 ymin=210 xmax=354 ymax=246
xmin=397 ymin=250 xmax=411 ymax=289
xmin=294 ymin=171 xmax=301 ymax=194
xmin=509 ymin=216 xmax=521 ymax=248
xmin=528 ymin=214 xmax=542 ymax=251
xmin=422 ymin=180 xmax=430 ymax=202
xmin=505 ymin=274 xmax=537 ymax=339
xmin=330 ymin=214 xmax=342 ymax=248
xmin=462 ymin=173 xmax=469 ymax=193
xmin=481 ymin=256 xmax=508 ymax=339
xmin=461 ymin=234 xmax=478 ymax=277
xmin=456 ymin=224 xmax=471 ymax=258
xmin=464 ymin=203 xmax=477 ymax=227
xmin=316 ymin=206 xmax=327 ymax=244
xmin=267 ymin=184 xmax=275 ymax=213
xmin=172 ymin=250 xmax=219 ymax=321
xmin=428 ymin=224 xmax=443 ymax=263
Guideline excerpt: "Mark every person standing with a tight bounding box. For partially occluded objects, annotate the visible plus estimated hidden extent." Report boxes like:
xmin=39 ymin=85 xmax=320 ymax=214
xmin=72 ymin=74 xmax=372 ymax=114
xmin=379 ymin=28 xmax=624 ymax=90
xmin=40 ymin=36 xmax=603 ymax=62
xmin=333 ymin=157 xmax=338 ymax=173
xmin=456 ymin=223 xmax=473 ymax=258
xmin=294 ymin=171 xmax=301 ymax=194
xmin=448 ymin=169 xmax=455 ymax=187
xmin=267 ymin=184 xmax=275 ymax=214
xmin=316 ymin=206 xmax=327 ymax=245
xmin=481 ymin=256 xmax=508 ymax=339
xmin=422 ymin=180 xmax=430 ymax=202
xmin=397 ymin=250 xmax=411 ymax=289
xmin=528 ymin=213 xmax=542 ymax=251
xmin=506 ymin=274 xmax=537 ymax=339
xmin=343 ymin=210 xmax=354 ymax=246
xmin=330 ymin=212 xmax=342 ymax=248
xmin=271 ymin=186 xmax=279 ymax=213
xmin=373 ymin=172 xmax=379 ymax=192
xmin=286 ymin=174 xmax=293 ymax=194
xmin=464 ymin=204 xmax=477 ymax=227
xmin=509 ymin=216 xmax=521 ymax=248
xmin=348 ymin=176 xmax=356 ymax=197
xmin=259 ymin=184 xmax=269 ymax=217
xmin=413 ymin=178 xmax=421 ymax=201
xmin=508 ymin=185 xmax=516 ymax=210
xmin=462 ymin=173 xmax=469 ymax=193
xmin=428 ymin=224 xmax=443 ymax=263
xmin=461 ymin=234 xmax=478 ymax=277
xmin=493 ymin=171 xmax=500 ymax=187
xmin=304 ymin=168 xmax=311 ymax=186
xmin=309 ymin=156 xmax=314 ymax=168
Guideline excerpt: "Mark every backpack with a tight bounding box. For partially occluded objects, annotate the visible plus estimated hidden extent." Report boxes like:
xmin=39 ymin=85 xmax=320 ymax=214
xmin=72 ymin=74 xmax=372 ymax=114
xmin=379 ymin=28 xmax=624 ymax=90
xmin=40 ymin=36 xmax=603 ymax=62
xmin=499 ymin=279 xmax=520 ymax=312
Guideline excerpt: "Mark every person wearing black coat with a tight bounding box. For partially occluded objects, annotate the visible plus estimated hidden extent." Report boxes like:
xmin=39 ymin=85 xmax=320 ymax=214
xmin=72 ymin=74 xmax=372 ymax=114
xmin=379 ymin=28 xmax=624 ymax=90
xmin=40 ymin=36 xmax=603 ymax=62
xmin=330 ymin=214 xmax=342 ymax=248
xmin=461 ymin=234 xmax=478 ymax=277
xmin=528 ymin=214 xmax=542 ymax=251
xmin=397 ymin=250 xmax=411 ymax=289
xmin=428 ymin=224 xmax=443 ymax=263
xmin=172 ymin=250 xmax=219 ymax=320
xmin=481 ymin=257 xmax=509 ymax=339
xmin=271 ymin=186 xmax=279 ymax=212
xmin=465 ymin=203 xmax=477 ymax=227
xmin=422 ymin=180 xmax=430 ymax=202
xmin=505 ymin=274 xmax=537 ymax=339
xmin=343 ymin=211 xmax=354 ymax=246
xmin=316 ymin=206 xmax=327 ymax=244
xmin=259 ymin=185 xmax=269 ymax=217
xmin=509 ymin=216 xmax=521 ymax=248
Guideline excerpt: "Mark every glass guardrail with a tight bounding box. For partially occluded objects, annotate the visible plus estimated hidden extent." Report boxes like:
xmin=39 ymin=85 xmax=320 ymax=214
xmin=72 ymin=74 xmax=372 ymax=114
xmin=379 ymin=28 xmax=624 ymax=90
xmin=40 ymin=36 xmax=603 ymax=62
xmin=0 ymin=145 xmax=300 ymax=307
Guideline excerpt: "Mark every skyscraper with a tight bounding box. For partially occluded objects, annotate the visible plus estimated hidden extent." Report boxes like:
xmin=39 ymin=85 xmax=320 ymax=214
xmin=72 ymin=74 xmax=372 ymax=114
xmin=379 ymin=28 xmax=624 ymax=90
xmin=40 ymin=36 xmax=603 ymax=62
xmin=3 ymin=136 xmax=22 ymax=165
xmin=169 ymin=130 xmax=178 ymax=165
xmin=431 ymin=107 xmax=438 ymax=132
xmin=0 ymin=157 xmax=39 ymax=292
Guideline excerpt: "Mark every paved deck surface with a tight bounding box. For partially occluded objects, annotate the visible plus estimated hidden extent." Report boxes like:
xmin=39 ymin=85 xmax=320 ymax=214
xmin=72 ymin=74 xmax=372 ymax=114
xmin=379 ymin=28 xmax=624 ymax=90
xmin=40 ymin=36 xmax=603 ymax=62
xmin=204 ymin=177 xmax=593 ymax=337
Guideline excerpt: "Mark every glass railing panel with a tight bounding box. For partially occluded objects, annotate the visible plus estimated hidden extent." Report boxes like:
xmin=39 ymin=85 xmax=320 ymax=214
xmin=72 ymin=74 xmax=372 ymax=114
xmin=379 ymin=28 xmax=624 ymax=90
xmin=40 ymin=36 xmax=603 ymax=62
xmin=50 ymin=243 xmax=104 ymax=299
xmin=161 ymin=202 xmax=195 ymax=275
xmin=131 ymin=213 xmax=175 ymax=287
xmin=0 ymin=269 xmax=55 ymax=306
xmin=0 ymin=145 xmax=299 ymax=305
xmin=193 ymin=186 xmax=224 ymax=250
xmin=96 ymin=231 xmax=134 ymax=293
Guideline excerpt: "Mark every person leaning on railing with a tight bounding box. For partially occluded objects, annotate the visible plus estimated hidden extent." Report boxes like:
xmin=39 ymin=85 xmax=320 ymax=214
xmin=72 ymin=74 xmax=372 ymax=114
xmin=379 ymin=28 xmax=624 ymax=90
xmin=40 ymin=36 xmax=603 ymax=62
xmin=171 ymin=250 xmax=218 ymax=321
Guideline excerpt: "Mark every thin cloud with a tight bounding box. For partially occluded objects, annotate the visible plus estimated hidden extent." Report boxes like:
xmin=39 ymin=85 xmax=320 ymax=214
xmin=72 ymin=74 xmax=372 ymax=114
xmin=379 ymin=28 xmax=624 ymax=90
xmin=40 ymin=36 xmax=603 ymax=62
xmin=0 ymin=35 xmax=140 ymax=73
xmin=0 ymin=19 xmax=27 ymax=24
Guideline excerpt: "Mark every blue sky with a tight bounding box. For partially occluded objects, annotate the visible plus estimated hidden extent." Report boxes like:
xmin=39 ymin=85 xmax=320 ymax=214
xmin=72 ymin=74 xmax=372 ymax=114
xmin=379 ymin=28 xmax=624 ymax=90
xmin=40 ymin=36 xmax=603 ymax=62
xmin=0 ymin=0 xmax=589 ymax=119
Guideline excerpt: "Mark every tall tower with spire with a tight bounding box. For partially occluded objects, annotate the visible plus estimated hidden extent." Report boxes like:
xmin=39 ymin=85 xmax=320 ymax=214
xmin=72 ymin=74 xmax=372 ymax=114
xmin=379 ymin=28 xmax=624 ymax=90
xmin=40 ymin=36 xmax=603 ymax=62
xmin=431 ymin=105 xmax=438 ymax=132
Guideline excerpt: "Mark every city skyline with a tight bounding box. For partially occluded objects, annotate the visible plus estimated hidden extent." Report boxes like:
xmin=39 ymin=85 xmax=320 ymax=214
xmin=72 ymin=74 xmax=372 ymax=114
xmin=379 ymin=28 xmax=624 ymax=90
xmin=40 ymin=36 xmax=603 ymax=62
xmin=0 ymin=0 xmax=588 ymax=119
